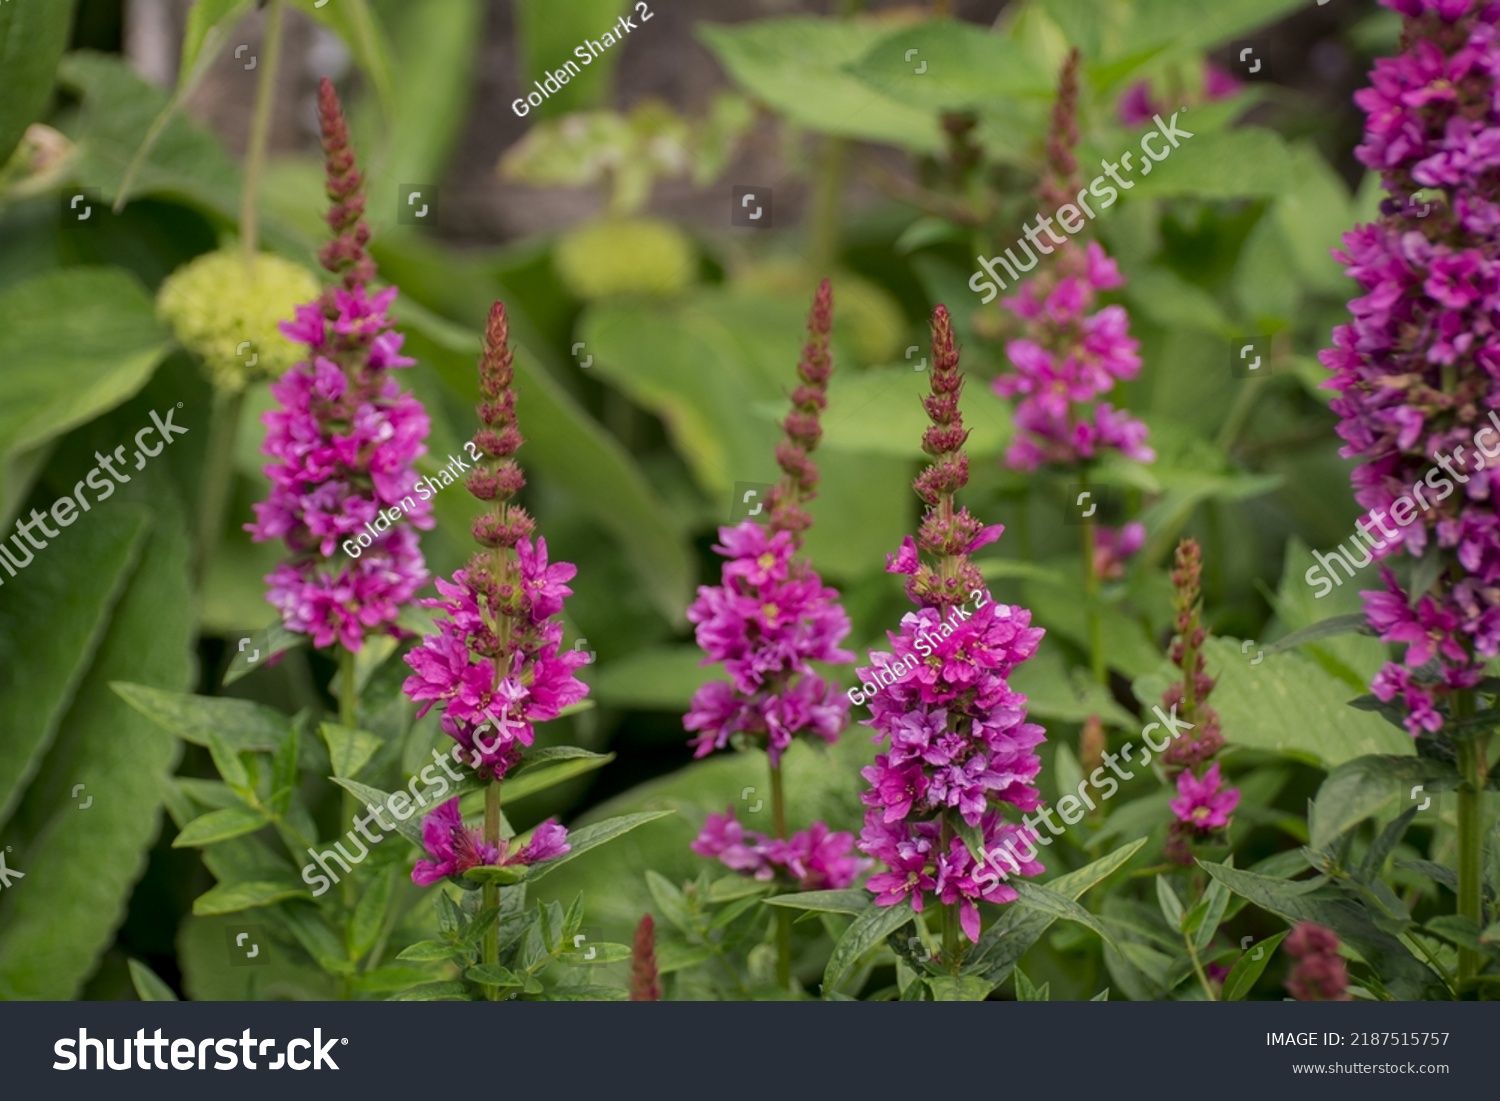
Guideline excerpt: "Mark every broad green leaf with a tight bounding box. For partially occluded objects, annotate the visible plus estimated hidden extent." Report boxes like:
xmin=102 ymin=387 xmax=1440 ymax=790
xmin=1127 ymin=127 xmax=1296 ymax=200
xmin=181 ymin=0 xmax=253 ymax=79
xmin=348 ymin=868 xmax=397 ymax=960
xmin=331 ymin=777 xmax=428 ymax=849
xmin=0 ymin=495 xmax=192 ymax=999
xmin=806 ymin=365 xmax=1008 ymax=459
xmin=824 ymin=899 xmax=914 ymax=995
xmin=114 ymin=683 xmax=295 ymax=756
xmin=0 ymin=506 xmax=146 ymax=826
xmin=1194 ymin=637 xmax=1414 ymax=768
xmin=389 ymin=981 xmax=472 ymax=1001
xmin=699 ymin=18 xmax=943 ymax=151
xmin=0 ymin=270 xmax=171 ymax=522
xmin=321 ymin=722 xmax=383 ymax=780
xmin=525 ymin=810 xmax=676 ymax=882
xmin=1222 ymin=930 xmax=1288 ymax=1001
xmin=128 ymin=959 xmax=179 ymax=1002
xmin=972 ymin=838 xmax=1147 ymax=983
xmin=1308 ymin=755 xmax=1457 ymax=854
xmin=843 ymin=20 xmax=1053 ymax=112
xmin=1156 ymin=876 xmax=1184 ymax=928
xmin=1009 ymin=646 xmax=1140 ymax=727
xmin=192 ymin=879 xmax=311 ymax=916
xmin=172 ymin=805 xmax=269 ymax=848
xmin=1266 ymin=539 xmax=1387 ymax=691
xmin=0 ymin=0 xmax=75 ymax=164
xmin=764 ymin=889 xmax=871 ymax=916
xmin=465 ymin=963 xmax=523 ymax=987
xmin=397 ymin=939 xmax=465 ymax=963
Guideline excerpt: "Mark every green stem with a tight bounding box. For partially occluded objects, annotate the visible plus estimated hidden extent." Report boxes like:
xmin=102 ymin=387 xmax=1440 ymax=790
xmin=240 ymin=0 xmax=283 ymax=264
xmin=193 ymin=387 xmax=244 ymax=590
xmin=482 ymin=781 xmax=502 ymax=1001
xmin=938 ymin=813 xmax=961 ymax=974
xmin=1185 ymin=933 xmax=1218 ymax=1002
xmin=1214 ymin=372 xmax=1263 ymax=453
xmin=811 ymin=137 xmax=847 ymax=274
xmin=1079 ymin=471 xmax=1105 ymax=686
xmin=336 ymin=647 xmax=357 ymax=1000
xmin=1454 ymin=694 xmax=1489 ymax=989
xmin=770 ymin=760 xmax=792 ymax=990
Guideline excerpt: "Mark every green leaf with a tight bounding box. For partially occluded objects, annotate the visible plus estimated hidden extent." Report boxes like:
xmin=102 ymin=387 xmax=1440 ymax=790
xmin=699 ymin=18 xmax=943 ymax=151
xmin=0 ymin=270 xmax=171 ymax=522
xmin=1156 ymin=876 xmax=1184 ymax=928
xmin=172 ymin=805 xmax=268 ymax=848
xmin=824 ymin=900 xmax=915 ymax=995
xmin=192 ymin=879 xmax=311 ymax=917
xmin=1423 ymin=915 xmax=1483 ymax=954
xmin=1223 ymin=930 xmax=1289 ymax=1001
xmin=643 ymin=871 xmax=693 ymax=937
xmin=349 ymin=867 xmax=397 ymax=961
xmin=926 ymin=974 xmax=997 ymax=1001
xmin=320 ymin=722 xmax=383 ymax=780
xmin=1268 ymin=613 xmax=1372 ymax=654
xmin=503 ymin=748 xmax=615 ymax=803
xmin=465 ymin=963 xmax=524 ymax=987
xmin=514 ymin=0 xmax=625 ymax=117
xmin=1199 ymin=861 xmax=1440 ymax=999
xmin=128 ymin=958 xmax=179 ymax=1002
xmin=222 ymin=623 xmax=306 ymax=686
xmin=972 ymin=838 xmax=1147 ymax=984
xmin=1309 ymin=755 xmax=1456 ymax=853
xmin=0 ymin=0 xmax=75 ymax=165
xmin=397 ymin=940 xmax=465 ymax=963
xmin=525 ymin=810 xmax=676 ymax=882
xmin=809 ymin=366 xmax=1009 ymax=459
xmin=763 ymin=889 xmax=870 ymax=916
xmin=114 ymin=682 xmax=295 ymax=755
xmin=330 ymin=777 xmax=428 ymax=849
xmin=1012 ymin=881 xmax=1115 ymax=947
xmin=0 ymin=492 xmax=192 ymax=999
xmin=843 ymin=20 xmax=1052 ymax=112
xmin=0 ymin=506 xmax=147 ymax=827
xmin=1127 ymin=127 xmax=1296 ymax=201
xmin=1193 ymin=874 xmax=1232 ymax=955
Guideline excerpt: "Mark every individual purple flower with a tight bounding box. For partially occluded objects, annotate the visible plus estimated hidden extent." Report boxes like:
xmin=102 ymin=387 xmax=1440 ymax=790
xmin=692 ymin=808 xmax=867 ymax=890
xmin=401 ymin=303 xmax=589 ymax=781
xmin=1169 ymin=762 xmax=1240 ymax=833
xmin=1321 ymin=0 xmax=1500 ymax=735
xmin=1093 ymin=521 xmax=1146 ymax=581
xmin=247 ymin=78 xmax=431 ymax=651
xmin=683 ymin=280 xmax=854 ymax=767
xmin=857 ymin=304 xmax=1047 ymax=946
xmin=411 ymin=797 xmax=569 ymax=885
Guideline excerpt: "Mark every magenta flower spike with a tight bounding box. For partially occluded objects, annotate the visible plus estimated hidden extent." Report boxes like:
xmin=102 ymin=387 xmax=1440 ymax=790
xmin=858 ymin=305 xmax=1048 ymax=946
xmin=402 ymin=303 xmax=589 ymax=784
xmin=1322 ymin=0 xmax=1500 ymax=735
xmin=247 ymin=78 xmax=431 ymax=651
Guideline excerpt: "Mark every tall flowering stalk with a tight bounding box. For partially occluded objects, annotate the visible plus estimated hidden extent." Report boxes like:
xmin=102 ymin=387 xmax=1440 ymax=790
xmin=248 ymin=78 xmax=432 ymax=657
xmin=991 ymin=50 xmax=1153 ymax=686
xmin=401 ymin=301 xmax=589 ymax=997
xmin=685 ymin=280 xmax=863 ymax=988
xmin=859 ymin=305 xmax=1047 ymax=968
xmin=1320 ymin=0 xmax=1498 ymax=985
xmin=1160 ymin=540 xmax=1238 ymax=866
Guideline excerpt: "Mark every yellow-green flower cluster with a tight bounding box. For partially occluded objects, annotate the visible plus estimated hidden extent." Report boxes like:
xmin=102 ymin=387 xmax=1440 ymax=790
xmin=157 ymin=248 xmax=320 ymax=391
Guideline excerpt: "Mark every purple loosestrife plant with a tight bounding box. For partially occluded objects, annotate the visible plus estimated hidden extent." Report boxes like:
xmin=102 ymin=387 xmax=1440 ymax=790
xmin=1321 ymin=0 xmax=1499 ymax=986
xmin=1159 ymin=539 xmax=1238 ymax=865
xmin=684 ymin=280 xmax=861 ymax=988
xmin=991 ymin=50 xmax=1152 ymax=688
xmin=248 ymin=78 xmax=432 ymax=653
xmin=400 ymin=302 xmax=587 ymax=998
xmin=859 ymin=305 xmax=1048 ymax=961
